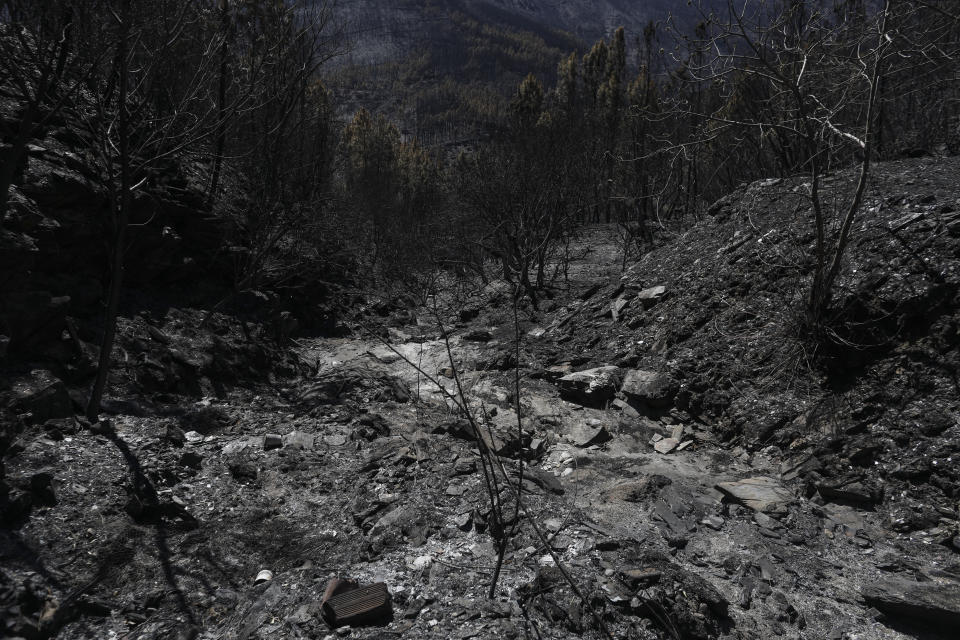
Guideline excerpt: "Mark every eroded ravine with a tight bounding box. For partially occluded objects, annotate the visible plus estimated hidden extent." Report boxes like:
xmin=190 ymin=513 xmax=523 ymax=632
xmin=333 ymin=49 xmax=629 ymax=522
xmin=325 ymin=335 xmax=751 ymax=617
xmin=291 ymin=300 xmax=936 ymax=640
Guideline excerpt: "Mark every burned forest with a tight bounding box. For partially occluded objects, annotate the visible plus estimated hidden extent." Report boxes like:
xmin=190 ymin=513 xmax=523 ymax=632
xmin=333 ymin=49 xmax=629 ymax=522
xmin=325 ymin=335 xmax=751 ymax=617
xmin=3 ymin=1 xmax=960 ymax=639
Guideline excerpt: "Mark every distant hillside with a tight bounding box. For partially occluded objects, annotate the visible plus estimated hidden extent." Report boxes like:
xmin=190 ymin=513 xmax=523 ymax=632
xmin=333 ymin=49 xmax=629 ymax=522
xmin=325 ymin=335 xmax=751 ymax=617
xmin=332 ymin=0 xmax=707 ymax=66
xmin=325 ymin=0 xmax=717 ymax=141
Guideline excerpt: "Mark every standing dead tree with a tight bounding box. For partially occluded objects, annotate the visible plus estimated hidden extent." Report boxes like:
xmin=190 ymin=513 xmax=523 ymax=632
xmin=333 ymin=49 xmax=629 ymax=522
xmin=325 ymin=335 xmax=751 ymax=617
xmin=681 ymin=0 xmax=898 ymax=334
xmin=456 ymin=75 xmax=582 ymax=306
xmin=82 ymin=0 xmax=229 ymax=420
xmin=203 ymin=0 xmax=342 ymax=324
xmin=83 ymin=0 xmax=341 ymax=419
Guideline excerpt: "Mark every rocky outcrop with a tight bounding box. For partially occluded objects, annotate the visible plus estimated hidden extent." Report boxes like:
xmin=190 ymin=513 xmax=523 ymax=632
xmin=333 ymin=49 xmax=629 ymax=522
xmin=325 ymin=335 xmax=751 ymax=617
xmin=634 ymin=285 xmax=668 ymax=309
xmin=0 ymin=93 xmax=231 ymax=360
xmin=862 ymin=576 xmax=960 ymax=628
xmin=6 ymin=369 xmax=73 ymax=423
xmin=556 ymin=365 xmax=622 ymax=407
xmin=300 ymin=361 xmax=411 ymax=406
xmin=715 ymin=476 xmax=794 ymax=515
xmin=620 ymin=369 xmax=676 ymax=409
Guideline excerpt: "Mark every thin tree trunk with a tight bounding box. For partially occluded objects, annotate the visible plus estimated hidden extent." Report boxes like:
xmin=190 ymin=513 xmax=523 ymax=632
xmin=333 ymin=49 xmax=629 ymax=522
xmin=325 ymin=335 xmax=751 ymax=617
xmin=809 ymin=0 xmax=890 ymax=321
xmin=87 ymin=0 xmax=132 ymax=422
xmin=208 ymin=0 xmax=229 ymax=201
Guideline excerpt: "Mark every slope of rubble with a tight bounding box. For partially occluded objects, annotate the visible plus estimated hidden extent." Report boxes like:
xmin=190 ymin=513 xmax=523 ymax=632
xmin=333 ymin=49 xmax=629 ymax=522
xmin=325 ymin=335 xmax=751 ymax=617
xmin=3 ymin=155 xmax=960 ymax=640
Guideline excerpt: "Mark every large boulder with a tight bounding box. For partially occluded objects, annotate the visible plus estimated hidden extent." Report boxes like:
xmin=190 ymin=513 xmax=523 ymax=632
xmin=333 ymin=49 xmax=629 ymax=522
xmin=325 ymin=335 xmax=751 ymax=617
xmin=715 ymin=476 xmax=793 ymax=515
xmin=556 ymin=366 xmax=622 ymax=407
xmin=0 ymin=291 xmax=70 ymax=354
xmin=300 ymin=361 xmax=410 ymax=405
xmin=3 ymin=186 xmax=46 ymax=232
xmin=863 ymin=576 xmax=960 ymax=628
xmin=20 ymin=157 xmax=103 ymax=209
xmin=635 ymin=285 xmax=668 ymax=309
xmin=6 ymin=370 xmax=73 ymax=422
xmin=0 ymin=229 xmax=39 ymax=276
xmin=621 ymin=369 xmax=676 ymax=408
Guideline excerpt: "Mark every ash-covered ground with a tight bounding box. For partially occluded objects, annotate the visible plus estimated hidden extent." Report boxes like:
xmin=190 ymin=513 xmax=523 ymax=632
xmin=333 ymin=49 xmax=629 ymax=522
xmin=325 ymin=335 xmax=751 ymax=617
xmin=4 ymin=157 xmax=960 ymax=640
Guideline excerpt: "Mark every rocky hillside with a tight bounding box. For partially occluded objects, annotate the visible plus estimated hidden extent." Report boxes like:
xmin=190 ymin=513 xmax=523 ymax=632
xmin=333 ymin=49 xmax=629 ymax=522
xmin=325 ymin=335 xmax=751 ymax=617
xmin=3 ymin=153 xmax=959 ymax=639
xmin=0 ymin=115 xmax=221 ymax=353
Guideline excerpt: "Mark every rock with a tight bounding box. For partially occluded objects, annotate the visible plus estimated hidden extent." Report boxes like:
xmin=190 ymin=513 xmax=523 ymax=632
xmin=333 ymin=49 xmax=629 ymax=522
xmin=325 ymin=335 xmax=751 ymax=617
xmin=528 ymin=438 xmax=545 ymax=455
xmin=513 ymin=467 xmax=565 ymax=495
xmin=664 ymin=534 xmax=689 ymax=549
xmin=455 ymin=512 xmax=473 ymax=531
xmin=611 ymin=398 xmax=640 ymax=417
xmin=611 ymin=297 xmax=629 ymax=321
xmin=579 ymin=283 xmax=602 ymax=300
xmin=475 ymin=349 xmax=518 ymax=371
xmin=700 ymin=515 xmax=724 ymax=530
xmin=602 ymin=475 xmax=672 ymax=503
xmin=654 ymin=501 xmax=688 ymax=534
xmin=369 ymin=507 xmax=406 ymax=536
xmin=184 ymin=430 xmax=204 ymax=443
xmin=635 ymin=285 xmax=667 ymax=309
xmin=228 ymin=460 xmax=257 ymax=481
xmin=300 ymin=361 xmax=410 ymax=404
xmin=28 ymin=472 xmax=56 ymax=506
xmin=164 ymin=425 xmax=187 ymax=447
xmin=453 ymin=458 xmax=476 ymax=475
xmin=815 ymin=479 xmax=881 ymax=506
xmin=822 ymin=503 xmax=866 ymax=538
xmin=223 ymin=438 xmax=255 ymax=455
xmin=179 ymin=451 xmax=203 ymax=469
xmin=8 ymin=370 xmax=72 ymax=422
xmin=0 ymin=230 xmax=39 ymax=281
xmin=753 ymin=512 xmax=781 ymax=530
xmin=21 ymin=159 xmax=102 ymax=208
xmin=862 ymin=576 xmax=960 ymax=627
xmin=463 ymin=329 xmax=492 ymax=342
xmin=567 ymin=422 xmax=611 ymax=447
xmin=283 ymin=431 xmax=314 ymax=450
xmin=543 ymin=363 xmax=573 ymax=382
xmin=779 ymin=453 xmax=823 ymax=481
xmin=621 ymin=568 xmax=663 ymax=588
xmin=654 ymin=437 xmax=679 ymax=454
xmin=4 ymin=186 xmax=44 ymax=231
xmin=445 ymin=484 xmax=466 ymax=496
xmin=621 ymin=369 xmax=676 ymax=408
xmin=556 ymin=366 xmax=622 ymax=407
xmin=715 ymin=476 xmax=793 ymax=515
xmin=544 ymin=518 xmax=563 ymax=533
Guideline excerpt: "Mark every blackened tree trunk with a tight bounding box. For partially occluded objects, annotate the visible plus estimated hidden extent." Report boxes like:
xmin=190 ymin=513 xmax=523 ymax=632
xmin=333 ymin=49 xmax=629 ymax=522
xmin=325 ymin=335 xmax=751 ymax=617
xmin=87 ymin=0 xmax=132 ymax=422
xmin=208 ymin=0 xmax=230 ymax=201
